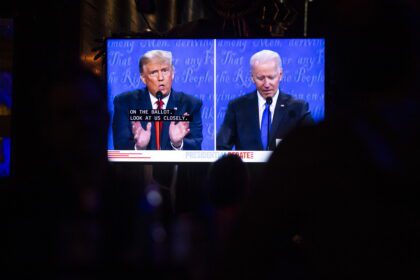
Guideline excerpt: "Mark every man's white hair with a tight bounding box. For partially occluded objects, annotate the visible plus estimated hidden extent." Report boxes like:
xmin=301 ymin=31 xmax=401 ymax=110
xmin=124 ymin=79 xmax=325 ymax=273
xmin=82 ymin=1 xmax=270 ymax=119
xmin=139 ymin=50 xmax=173 ymax=73
xmin=250 ymin=50 xmax=282 ymax=70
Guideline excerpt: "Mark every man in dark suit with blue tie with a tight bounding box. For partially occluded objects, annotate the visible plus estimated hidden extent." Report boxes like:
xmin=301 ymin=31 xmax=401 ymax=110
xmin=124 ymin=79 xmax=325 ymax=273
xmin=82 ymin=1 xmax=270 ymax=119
xmin=217 ymin=50 xmax=314 ymax=151
xmin=112 ymin=50 xmax=203 ymax=150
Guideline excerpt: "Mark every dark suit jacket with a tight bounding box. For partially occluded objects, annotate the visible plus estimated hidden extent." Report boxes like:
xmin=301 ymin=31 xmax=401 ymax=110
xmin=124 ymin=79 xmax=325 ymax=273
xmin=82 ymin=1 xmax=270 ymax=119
xmin=216 ymin=91 xmax=314 ymax=150
xmin=112 ymin=88 xmax=203 ymax=150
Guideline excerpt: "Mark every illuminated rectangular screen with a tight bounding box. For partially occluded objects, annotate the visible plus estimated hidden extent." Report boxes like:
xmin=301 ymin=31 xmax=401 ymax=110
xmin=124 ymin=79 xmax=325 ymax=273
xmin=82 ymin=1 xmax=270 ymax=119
xmin=107 ymin=38 xmax=324 ymax=162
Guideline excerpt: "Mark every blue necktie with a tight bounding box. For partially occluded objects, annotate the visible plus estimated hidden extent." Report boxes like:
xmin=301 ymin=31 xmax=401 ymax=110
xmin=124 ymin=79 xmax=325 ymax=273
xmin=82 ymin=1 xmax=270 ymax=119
xmin=261 ymin=102 xmax=271 ymax=150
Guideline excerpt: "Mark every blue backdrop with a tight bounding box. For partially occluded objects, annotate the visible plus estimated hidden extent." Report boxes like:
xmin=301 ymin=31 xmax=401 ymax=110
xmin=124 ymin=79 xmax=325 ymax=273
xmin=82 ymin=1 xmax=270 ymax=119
xmin=107 ymin=39 xmax=325 ymax=151
xmin=215 ymin=39 xmax=325 ymax=134
xmin=107 ymin=39 xmax=215 ymax=150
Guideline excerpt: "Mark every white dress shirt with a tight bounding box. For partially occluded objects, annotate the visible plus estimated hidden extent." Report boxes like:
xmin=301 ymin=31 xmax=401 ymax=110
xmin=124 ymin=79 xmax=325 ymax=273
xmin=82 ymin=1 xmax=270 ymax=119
xmin=149 ymin=92 xmax=170 ymax=110
xmin=257 ymin=90 xmax=280 ymax=128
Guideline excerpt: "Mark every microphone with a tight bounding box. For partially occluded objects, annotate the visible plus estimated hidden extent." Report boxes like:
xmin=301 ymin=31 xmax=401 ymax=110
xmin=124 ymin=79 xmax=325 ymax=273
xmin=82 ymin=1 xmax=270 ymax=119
xmin=266 ymin=96 xmax=273 ymax=105
xmin=156 ymin=91 xmax=163 ymax=101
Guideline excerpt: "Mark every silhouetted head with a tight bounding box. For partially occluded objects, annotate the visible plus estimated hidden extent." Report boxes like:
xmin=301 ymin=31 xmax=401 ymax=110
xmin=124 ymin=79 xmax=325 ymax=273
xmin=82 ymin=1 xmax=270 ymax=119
xmin=207 ymin=154 xmax=249 ymax=208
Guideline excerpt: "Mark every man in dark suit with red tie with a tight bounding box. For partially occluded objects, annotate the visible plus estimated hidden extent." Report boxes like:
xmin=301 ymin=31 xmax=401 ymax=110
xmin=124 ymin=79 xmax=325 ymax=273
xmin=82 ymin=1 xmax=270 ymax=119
xmin=112 ymin=50 xmax=203 ymax=150
xmin=217 ymin=50 xmax=314 ymax=151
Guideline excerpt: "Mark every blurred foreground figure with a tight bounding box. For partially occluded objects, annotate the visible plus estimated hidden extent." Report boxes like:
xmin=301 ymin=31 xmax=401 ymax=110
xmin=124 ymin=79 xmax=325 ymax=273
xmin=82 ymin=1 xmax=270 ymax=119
xmin=45 ymin=69 xmax=111 ymax=270
xmin=216 ymin=1 xmax=419 ymax=279
xmin=219 ymin=111 xmax=419 ymax=279
xmin=206 ymin=154 xmax=250 ymax=241
xmin=0 ymin=68 xmax=111 ymax=277
xmin=207 ymin=154 xmax=249 ymax=208
xmin=168 ymin=155 xmax=250 ymax=280
xmin=46 ymin=69 xmax=110 ymax=191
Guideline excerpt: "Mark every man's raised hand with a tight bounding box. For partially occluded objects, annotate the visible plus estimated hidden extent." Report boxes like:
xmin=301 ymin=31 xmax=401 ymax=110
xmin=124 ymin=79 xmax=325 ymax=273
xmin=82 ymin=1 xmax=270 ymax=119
xmin=132 ymin=121 xmax=151 ymax=149
xmin=169 ymin=113 xmax=190 ymax=148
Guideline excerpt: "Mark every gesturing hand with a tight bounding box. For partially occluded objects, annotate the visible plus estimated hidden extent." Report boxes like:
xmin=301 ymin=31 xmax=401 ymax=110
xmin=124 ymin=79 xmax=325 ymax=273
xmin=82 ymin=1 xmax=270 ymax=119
xmin=169 ymin=113 xmax=190 ymax=148
xmin=132 ymin=121 xmax=151 ymax=149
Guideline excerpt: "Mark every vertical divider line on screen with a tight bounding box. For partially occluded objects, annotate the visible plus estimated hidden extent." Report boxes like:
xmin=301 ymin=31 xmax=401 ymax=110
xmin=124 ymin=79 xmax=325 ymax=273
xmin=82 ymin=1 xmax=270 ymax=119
xmin=213 ymin=39 xmax=217 ymax=150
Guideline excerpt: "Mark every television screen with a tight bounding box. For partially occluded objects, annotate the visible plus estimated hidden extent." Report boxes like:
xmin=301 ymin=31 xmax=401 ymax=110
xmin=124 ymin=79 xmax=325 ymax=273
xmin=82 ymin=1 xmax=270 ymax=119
xmin=107 ymin=38 xmax=324 ymax=162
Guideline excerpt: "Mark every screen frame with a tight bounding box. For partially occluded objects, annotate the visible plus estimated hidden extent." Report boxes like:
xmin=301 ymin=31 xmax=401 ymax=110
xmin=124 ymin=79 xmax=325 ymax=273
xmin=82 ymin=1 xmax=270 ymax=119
xmin=105 ymin=36 xmax=327 ymax=164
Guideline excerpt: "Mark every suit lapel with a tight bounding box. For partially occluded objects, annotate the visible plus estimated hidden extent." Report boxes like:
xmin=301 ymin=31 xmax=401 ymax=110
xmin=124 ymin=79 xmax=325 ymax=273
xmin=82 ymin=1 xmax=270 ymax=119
xmin=269 ymin=91 xmax=289 ymax=148
xmin=249 ymin=92 xmax=263 ymax=150
xmin=160 ymin=90 xmax=177 ymax=149
xmin=137 ymin=88 xmax=153 ymax=111
xmin=137 ymin=88 xmax=155 ymax=149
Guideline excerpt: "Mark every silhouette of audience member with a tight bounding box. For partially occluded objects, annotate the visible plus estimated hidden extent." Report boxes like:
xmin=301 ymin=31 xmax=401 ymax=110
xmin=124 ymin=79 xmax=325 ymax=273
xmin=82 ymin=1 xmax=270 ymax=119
xmin=217 ymin=109 xmax=419 ymax=279
xmin=206 ymin=154 xmax=250 ymax=242
xmin=169 ymin=155 xmax=250 ymax=280
xmin=45 ymin=69 xmax=109 ymax=187
xmin=0 ymin=68 xmax=112 ymax=277
xmin=215 ymin=1 xmax=419 ymax=280
xmin=43 ymin=68 xmax=110 ymax=271
xmin=207 ymin=154 xmax=250 ymax=208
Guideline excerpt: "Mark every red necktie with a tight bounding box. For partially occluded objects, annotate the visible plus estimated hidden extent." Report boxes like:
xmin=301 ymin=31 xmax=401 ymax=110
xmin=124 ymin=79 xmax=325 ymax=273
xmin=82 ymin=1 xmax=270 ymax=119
xmin=155 ymin=100 xmax=164 ymax=150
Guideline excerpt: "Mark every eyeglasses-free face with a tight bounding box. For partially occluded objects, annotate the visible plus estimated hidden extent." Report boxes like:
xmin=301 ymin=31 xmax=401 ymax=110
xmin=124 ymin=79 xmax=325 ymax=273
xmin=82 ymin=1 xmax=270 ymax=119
xmin=140 ymin=59 xmax=174 ymax=97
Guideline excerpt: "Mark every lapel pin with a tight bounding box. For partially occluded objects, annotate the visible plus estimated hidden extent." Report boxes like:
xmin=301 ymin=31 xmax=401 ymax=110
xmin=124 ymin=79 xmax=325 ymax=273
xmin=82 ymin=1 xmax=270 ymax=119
xmin=280 ymin=104 xmax=285 ymax=107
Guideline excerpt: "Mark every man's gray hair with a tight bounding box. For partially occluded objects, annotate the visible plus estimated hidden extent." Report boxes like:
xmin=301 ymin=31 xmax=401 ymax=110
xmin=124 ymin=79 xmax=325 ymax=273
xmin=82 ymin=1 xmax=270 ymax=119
xmin=139 ymin=50 xmax=173 ymax=74
xmin=250 ymin=50 xmax=283 ymax=71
